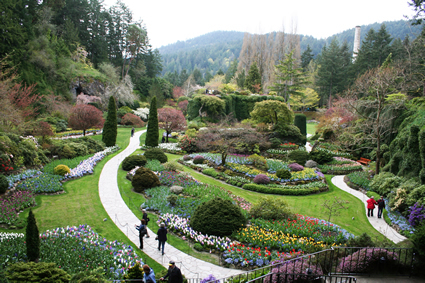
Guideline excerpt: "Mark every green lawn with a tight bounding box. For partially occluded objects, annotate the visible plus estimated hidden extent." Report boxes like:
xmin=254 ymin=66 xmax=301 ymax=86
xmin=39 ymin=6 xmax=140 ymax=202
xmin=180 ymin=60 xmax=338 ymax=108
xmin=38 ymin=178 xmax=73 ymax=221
xmin=307 ymin=122 xmax=317 ymax=136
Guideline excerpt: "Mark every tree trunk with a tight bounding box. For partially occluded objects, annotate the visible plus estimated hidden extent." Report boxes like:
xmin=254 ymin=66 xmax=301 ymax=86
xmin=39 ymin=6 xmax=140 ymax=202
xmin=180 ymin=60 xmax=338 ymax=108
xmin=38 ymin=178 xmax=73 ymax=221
xmin=221 ymin=152 xmax=227 ymax=166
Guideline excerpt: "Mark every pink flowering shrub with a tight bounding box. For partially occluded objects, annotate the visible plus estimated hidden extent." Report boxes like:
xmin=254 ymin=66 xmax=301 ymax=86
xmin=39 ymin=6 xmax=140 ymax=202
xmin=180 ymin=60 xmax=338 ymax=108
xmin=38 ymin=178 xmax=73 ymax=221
xmin=253 ymin=174 xmax=270 ymax=184
xmin=264 ymin=259 xmax=323 ymax=283
xmin=289 ymin=163 xmax=304 ymax=172
xmin=193 ymin=155 xmax=205 ymax=164
xmin=337 ymin=248 xmax=399 ymax=273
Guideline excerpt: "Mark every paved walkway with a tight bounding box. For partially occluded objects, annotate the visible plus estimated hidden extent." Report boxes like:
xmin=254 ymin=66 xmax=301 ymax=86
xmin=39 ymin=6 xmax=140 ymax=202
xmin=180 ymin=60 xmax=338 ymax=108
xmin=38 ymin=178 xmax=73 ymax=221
xmin=331 ymin=175 xmax=407 ymax=244
xmin=99 ymin=130 xmax=243 ymax=280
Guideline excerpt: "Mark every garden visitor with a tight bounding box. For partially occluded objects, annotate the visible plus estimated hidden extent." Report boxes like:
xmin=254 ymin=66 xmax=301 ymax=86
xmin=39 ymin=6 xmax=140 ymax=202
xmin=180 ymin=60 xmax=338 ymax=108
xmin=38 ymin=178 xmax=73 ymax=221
xmin=160 ymin=261 xmax=182 ymax=283
xmin=131 ymin=127 xmax=135 ymax=137
xmin=143 ymin=264 xmax=156 ymax=283
xmin=377 ymin=196 xmax=385 ymax=218
xmin=135 ymin=219 xmax=147 ymax=249
xmin=161 ymin=135 xmax=166 ymax=143
xmin=142 ymin=209 xmax=150 ymax=238
xmin=366 ymin=196 xmax=377 ymax=217
xmin=157 ymin=222 xmax=168 ymax=255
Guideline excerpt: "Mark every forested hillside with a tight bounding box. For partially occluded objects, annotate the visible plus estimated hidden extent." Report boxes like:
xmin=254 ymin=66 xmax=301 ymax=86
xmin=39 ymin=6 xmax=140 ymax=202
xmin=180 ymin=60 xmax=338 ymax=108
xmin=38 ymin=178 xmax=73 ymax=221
xmin=159 ymin=20 xmax=421 ymax=77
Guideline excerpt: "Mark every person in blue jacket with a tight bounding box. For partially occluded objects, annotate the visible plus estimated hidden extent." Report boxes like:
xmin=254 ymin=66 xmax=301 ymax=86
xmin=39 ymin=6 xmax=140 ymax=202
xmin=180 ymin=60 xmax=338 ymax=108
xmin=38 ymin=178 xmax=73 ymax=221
xmin=135 ymin=219 xmax=146 ymax=249
xmin=143 ymin=264 xmax=156 ymax=283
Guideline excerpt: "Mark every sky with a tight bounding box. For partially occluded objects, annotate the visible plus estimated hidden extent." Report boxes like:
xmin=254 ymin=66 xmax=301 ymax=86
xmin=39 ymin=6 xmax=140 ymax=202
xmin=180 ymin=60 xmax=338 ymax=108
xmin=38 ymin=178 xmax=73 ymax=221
xmin=103 ymin=0 xmax=417 ymax=49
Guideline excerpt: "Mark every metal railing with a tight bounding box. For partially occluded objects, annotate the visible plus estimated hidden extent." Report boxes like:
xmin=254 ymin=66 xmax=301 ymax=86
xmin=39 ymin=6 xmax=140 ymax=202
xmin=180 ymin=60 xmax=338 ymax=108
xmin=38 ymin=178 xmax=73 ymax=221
xmin=187 ymin=247 xmax=415 ymax=283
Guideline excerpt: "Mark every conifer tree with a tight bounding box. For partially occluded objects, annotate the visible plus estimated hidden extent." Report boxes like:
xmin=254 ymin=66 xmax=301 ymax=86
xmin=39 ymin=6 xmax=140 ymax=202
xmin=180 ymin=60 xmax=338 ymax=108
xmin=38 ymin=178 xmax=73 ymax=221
xmin=145 ymin=96 xmax=159 ymax=147
xmin=26 ymin=209 xmax=40 ymax=262
xmin=102 ymin=96 xmax=117 ymax=147
xmin=244 ymin=62 xmax=261 ymax=93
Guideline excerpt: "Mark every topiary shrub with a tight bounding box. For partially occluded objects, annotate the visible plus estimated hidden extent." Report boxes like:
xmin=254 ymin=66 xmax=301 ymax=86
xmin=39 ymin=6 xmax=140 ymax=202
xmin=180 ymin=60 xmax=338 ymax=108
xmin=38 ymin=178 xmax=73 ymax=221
xmin=288 ymin=150 xmax=309 ymax=166
xmin=167 ymin=194 xmax=178 ymax=206
xmin=183 ymin=155 xmax=192 ymax=161
xmin=247 ymin=154 xmax=268 ymax=171
xmin=190 ymin=197 xmax=246 ymax=237
xmin=294 ymin=114 xmax=307 ymax=136
xmin=203 ymin=168 xmax=218 ymax=177
xmin=53 ymin=165 xmax=70 ymax=176
xmin=276 ymin=168 xmax=291 ymax=179
xmin=131 ymin=167 xmax=160 ymax=193
xmin=250 ymin=196 xmax=293 ymax=220
xmin=309 ymin=150 xmax=334 ymax=164
xmin=122 ymin=155 xmax=147 ymax=171
xmin=305 ymin=160 xmax=318 ymax=168
xmin=144 ymin=148 xmax=168 ymax=163
xmin=163 ymin=161 xmax=184 ymax=172
xmin=5 ymin=262 xmax=71 ymax=282
xmin=0 ymin=174 xmax=9 ymax=194
xmin=288 ymin=163 xmax=304 ymax=172
xmin=193 ymin=155 xmax=205 ymax=164
xmin=253 ymin=174 xmax=270 ymax=184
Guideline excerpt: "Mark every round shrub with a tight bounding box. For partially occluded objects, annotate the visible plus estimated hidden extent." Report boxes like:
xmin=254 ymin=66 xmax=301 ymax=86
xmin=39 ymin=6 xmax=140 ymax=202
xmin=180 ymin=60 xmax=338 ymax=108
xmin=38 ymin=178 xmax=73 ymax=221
xmin=346 ymin=233 xmax=375 ymax=247
xmin=53 ymin=165 xmax=70 ymax=176
xmin=309 ymin=150 xmax=334 ymax=164
xmin=192 ymin=155 xmax=205 ymax=164
xmin=336 ymin=248 xmax=399 ymax=274
xmin=276 ymin=168 xmax=291 ymax=179
xmin=166 ymin=194 xmax=178 ymax=206
xmin=253 ymin=174 xmax=270 ymax=184
xmin=190 ymin=197 xmax=246 ymax=237
xmin=288 ymin=163 xmax=304 ymax=172
xmin=183 ymin=155 xmax=192 ymax=161
xmin=122 ymin=155 xmax=147 ymax=171
xmin=250 ymin=196 xmax=293 ymax=220
xmin=170 ymin=185 xmax=183 ymax=194
xmin=163 ymin=161 xmax=184 ymax=172
xmin=131 ymin=167 xmax=160 ymax=193
xmin=144 ymin=148 xmax=168 ymax=163
xmin=370 ymin=172 xmax=403 ymax=197
xmin=194 ymin=243 xmax=204 ymax=251
xmin=0 ymin=174 xmax=9 ymax=194
xmin=305 ymin=160 xmax=318 ymax=168
xmin=288 ymin=150 xmax=309 ymax=166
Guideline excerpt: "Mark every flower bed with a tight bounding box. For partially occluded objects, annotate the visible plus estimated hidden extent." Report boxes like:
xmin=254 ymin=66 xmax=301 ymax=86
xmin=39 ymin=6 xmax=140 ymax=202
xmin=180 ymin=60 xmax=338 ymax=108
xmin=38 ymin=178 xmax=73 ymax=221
xmin=64 ymin=146 xmax=119 ymax=178
xmin=157 ymin=171 xmax=200 ymax=187
xmin=141 ymin=143 xmax=184 ymax=154
xmin=345 ymin=171 xmax=372 ymax=191
xmin=0 ymin=225 xmax=141 ymax=280
xmin=6 ymin=169 xmax=41 ymax=188
xmin=278 ymin=143 xmax=299 ymax=150
xmin=0 ymin=191 xmax=35 ymax=225
xmin=242 ymin=181 xmax=328 ymax=196
xmin=318 ymin=157 xmax=363 ymax=174
xmin=15 ymin=173 xmax=64 ymax=193
xmin=314 ymin=146 xmax=353 ymax=159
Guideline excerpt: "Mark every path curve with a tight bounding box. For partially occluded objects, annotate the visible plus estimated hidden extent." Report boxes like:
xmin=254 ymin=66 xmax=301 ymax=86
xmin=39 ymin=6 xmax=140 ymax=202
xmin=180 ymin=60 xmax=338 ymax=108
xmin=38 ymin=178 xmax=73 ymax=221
xmin=99 ymin=130 xmax=243 ymax=280
xmin=331 ymin=175 xmax=407 ymax=244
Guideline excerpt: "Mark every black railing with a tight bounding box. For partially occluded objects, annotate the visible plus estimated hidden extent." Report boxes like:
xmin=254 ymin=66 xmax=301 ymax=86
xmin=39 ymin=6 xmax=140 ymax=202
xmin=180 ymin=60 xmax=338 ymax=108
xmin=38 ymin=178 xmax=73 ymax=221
xmin=190 ymin=247 xmax=414 ymax=283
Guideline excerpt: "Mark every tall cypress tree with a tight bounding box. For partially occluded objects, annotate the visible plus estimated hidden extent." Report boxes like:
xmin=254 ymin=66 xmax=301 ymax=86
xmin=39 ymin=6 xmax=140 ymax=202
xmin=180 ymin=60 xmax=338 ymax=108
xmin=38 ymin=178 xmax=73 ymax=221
xmin=244 ymin=62 xmax=262 ymax=93
xmin=26 ymin=209 xmax=40 ymax=262
xmin=145 ymin=96 xmax=159 ymax=147
xmin=102 ymin=96 xmax=117 ymax=147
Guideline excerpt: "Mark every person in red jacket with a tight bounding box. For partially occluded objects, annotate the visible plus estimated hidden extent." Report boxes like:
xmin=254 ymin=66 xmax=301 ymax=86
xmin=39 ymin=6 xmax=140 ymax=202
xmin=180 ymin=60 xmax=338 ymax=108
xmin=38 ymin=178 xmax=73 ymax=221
xmin=367 ymin=196 xmax=378 ymax=217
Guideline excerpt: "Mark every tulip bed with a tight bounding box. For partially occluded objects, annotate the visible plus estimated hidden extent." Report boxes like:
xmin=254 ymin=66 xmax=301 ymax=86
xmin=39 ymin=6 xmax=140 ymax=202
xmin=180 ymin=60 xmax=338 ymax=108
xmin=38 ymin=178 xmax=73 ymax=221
xmin=0 ymin=225 xmax=141 ymax=280
xmin=318 ymin=157 xmax=363 ymax=174
xmin=0 ymin=191 xmax=35 ymax=225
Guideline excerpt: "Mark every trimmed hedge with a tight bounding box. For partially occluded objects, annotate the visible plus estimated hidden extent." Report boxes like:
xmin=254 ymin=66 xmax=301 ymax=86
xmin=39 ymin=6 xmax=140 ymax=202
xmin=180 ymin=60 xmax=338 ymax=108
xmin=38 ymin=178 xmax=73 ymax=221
xmin=242 ymin=182 xmax=328 ymax=196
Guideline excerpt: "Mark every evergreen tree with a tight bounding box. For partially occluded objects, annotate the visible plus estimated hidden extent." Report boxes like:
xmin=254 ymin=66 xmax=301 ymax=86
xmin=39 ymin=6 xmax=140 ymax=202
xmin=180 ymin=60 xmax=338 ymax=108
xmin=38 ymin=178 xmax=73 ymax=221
xmin=244 ymin=62 xmax=261 ymax=93
xmin=26 ymin=209 xmax=40 ymax=262
xmin=145 ymin=96 xmax=159 ymax=147
xmin=236 ymin=69 xmax=246 ymax=89
xmin=225 ymin=59 xmax=238 ymax=83
xmin=269 ymin=50 xmax=307 ymax=108
xmin=102 ymin=96 xmax=118 ymax=147
xmin=316 ymin=38 xmax=352 ymax=107
xmin=301 ymin=45 xmax=314 ymax=71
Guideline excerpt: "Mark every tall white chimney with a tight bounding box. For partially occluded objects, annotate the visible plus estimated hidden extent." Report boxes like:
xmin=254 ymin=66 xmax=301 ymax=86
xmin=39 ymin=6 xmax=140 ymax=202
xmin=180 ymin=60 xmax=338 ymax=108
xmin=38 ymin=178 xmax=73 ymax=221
xmin=353 ymin=26 xmax=361 ymax=61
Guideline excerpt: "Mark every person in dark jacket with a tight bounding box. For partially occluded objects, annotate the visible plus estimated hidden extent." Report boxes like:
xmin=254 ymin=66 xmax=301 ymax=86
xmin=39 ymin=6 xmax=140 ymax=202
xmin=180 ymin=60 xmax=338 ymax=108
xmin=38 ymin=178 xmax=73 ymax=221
xmin=377 ymin=196 xmax=385 ymax=218
xmin=160 ymin=261 xmax=182 ymax=283
xmin=142 ymin=209 xmax=150 ymax=238
xmin=135 ymin=219 xmax=146 ymax=249
xmin=157 ymin=222 xmax=168 ymax=255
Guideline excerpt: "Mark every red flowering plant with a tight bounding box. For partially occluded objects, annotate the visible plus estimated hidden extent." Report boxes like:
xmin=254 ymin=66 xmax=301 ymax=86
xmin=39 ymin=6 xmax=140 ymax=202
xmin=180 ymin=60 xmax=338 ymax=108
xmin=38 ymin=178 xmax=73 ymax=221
xmin=178 ymin=135 xmax=197 ymax=153
xmin=278 ymin=142 xmax=299 ymax=150
xmin=0 ymin=154 xmax=14 ymax=173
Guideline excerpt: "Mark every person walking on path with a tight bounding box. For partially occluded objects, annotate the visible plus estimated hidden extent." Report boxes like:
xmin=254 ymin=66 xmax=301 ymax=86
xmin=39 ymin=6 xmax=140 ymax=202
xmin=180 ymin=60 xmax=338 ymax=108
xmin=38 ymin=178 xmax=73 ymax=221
xmin=157 ymin=222 xmax=168 ymax=255
xmin=377 ymin=196 xmax=386 ymax=218
xmin=367 ymin=196 xmax=378 ymax=217
xmin=142 ymin=209 xmax=150 ymax=238
xmin=135 ymin=219 xmax=147 ymax=249
xmin=131 ymin=127 xmax=135 ymax=137
xmin=160 ymin=261 xmax=183 ymax=283
xmin=143 ymin=264 xmax=156 ymax=283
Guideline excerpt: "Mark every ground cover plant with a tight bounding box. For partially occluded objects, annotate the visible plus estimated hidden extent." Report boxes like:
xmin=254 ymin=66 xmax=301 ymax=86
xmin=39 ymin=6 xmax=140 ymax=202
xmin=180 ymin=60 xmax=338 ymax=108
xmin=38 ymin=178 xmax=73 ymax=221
xmin=318 ymin=157 xmax=363 ymax=174
xmin=0 ymin=225 xmax=142 ymax=280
